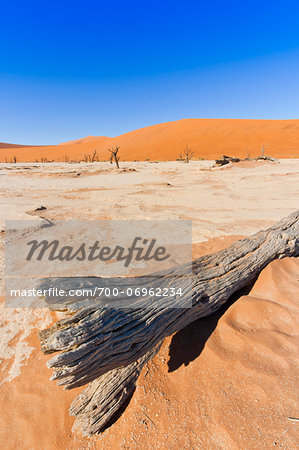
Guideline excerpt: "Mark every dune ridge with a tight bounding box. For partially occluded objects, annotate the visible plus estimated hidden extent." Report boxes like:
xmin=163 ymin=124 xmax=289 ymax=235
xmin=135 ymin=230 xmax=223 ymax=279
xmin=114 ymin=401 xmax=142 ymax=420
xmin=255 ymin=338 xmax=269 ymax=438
xmin=58 ymin=136 xmax=109 ymax=146
xmin=0 ymin=142 xmax=43 ymax=149
xmin=1 ymin=119 xmax=299 ymax=162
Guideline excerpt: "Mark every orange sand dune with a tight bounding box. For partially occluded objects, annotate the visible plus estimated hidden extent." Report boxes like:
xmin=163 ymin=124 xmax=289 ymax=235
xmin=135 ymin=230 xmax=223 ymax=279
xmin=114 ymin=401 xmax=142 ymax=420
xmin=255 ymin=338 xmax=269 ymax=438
xmin=0 ymin=142 xmax=41 ymax=149
xmin=1 ymin=119 xmax=299 ymax=162
xmin=58 ymin=135 xmax=109 ymax=146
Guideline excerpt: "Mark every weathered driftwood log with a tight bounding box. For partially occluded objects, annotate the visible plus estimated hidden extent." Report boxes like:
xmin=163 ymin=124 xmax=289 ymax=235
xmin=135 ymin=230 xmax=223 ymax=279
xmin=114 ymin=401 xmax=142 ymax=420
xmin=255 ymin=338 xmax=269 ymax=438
xmin=39 ymin=211 xmax=299 ymax=435
xmin=70 ymin=341 xmax=163 ymax=436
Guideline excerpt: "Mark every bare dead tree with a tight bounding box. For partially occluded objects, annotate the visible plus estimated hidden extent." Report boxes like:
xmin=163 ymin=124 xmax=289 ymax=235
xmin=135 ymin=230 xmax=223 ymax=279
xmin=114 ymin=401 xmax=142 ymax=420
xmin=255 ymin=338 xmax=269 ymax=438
xmin=82 ymin=150 xmax=98 ymax=163
xmin=108 ymin=146 xmax=120 ymax=169
xmin=257 ymin=145 xmax=277 ymax=162
xmin=91 ymin=150 xmax=98 ymax=163
xmin=261 ymin=144 xmax=268 ymax=158
xmin=184 ymin=145 xmax=194 ymax=163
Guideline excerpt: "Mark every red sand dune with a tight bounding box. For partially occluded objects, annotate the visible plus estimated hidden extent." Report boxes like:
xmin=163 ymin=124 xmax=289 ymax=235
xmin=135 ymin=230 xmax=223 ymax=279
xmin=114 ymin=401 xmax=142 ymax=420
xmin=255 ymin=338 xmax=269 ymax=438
xmin=58 ymin=135 xmax=109 ymax=146
xmin=1 ymin=119 xmax=299 ymax=162
xmin=0 ymin=142 xmax=40 ymax=149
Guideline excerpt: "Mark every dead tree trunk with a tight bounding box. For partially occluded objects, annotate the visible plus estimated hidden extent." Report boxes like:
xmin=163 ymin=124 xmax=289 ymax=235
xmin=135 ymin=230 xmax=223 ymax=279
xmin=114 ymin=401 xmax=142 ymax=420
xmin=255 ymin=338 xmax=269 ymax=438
xmin=70 ymin=341 xmax=163 ymax=436
xmin=184 ymin=144 xmax=194 ymax=163
xmin=39 ymin=210 xmax=299 ymax=436
xmin=108 ymin=146 xmax=120 ymax=168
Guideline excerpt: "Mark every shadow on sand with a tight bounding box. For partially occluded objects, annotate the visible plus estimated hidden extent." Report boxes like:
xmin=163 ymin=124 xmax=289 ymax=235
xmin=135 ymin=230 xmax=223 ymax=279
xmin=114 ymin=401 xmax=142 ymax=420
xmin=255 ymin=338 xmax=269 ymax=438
xmin=101 ymin=279 xmax=257 ymax=432
xmin=167 ymin=280 xmax=256 ymax=372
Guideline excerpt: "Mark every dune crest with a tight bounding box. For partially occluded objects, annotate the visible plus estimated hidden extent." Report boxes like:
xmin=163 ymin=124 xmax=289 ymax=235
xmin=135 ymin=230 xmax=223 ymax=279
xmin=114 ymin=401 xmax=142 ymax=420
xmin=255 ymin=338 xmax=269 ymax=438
xmin=59 ymin=136 xmax=109 ymax=146
xmin=1 ymin=119 xmax=299 ymax=162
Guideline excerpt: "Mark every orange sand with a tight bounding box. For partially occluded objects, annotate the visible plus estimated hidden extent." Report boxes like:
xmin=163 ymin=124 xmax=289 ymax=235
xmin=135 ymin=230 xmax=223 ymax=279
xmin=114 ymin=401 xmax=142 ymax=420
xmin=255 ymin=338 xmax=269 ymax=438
xmin=1 ymin=119 xmax=299 ymax=162
xmin=1 ymin=236 xmax=298 ymax=449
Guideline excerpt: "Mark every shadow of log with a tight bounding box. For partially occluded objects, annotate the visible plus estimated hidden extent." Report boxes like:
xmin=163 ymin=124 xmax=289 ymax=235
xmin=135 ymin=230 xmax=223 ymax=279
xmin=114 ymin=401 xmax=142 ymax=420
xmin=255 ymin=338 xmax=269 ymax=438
xmin=168 ymin=280 xmax=256 ymax=372
xmin=89 ymin=280 xmax=257 ymax=433
xmin=38 ymin=210 xmax=299 ymax=435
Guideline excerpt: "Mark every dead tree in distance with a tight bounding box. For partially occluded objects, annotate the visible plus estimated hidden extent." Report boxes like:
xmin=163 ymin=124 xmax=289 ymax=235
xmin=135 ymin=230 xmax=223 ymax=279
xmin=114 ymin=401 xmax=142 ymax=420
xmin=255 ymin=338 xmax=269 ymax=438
xmin=83 ymin=150 xmax=98 ymax=163
xmin=108 ymin=146 xmax=120 ymax=168
xmin=260 ymin=144 xmax=268 ymax=158
xmin=184 ymin=144 xmax=194 ymax=163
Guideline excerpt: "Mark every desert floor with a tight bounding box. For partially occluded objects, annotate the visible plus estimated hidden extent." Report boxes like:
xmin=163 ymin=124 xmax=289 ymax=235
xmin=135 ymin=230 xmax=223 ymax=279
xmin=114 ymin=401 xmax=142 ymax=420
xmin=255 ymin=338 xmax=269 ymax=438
xmin=0 ymin=159 xmax=298 ymax=449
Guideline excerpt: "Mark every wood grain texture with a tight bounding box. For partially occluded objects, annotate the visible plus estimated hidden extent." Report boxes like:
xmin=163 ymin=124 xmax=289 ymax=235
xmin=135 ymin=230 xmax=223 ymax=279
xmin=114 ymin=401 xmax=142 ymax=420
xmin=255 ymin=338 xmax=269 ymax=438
xmin=39 ymin=210 xmax=299 ymax=435
xmin=69 ymin=342 xmax=162 ymax=436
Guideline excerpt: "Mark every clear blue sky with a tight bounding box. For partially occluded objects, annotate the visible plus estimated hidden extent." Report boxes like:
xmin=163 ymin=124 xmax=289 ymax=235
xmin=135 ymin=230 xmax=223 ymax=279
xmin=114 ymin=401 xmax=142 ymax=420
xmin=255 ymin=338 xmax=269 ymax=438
xmin=1 ymin=0 xmax=299 ymax=144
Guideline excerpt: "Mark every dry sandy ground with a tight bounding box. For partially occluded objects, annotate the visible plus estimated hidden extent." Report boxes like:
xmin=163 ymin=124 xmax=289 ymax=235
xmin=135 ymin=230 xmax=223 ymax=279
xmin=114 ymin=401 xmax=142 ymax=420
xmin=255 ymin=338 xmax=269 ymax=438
xmin=1 ymin=118 xmax=299 ymax=162
xmin=0 ymin=159 xmax=298 ymax=449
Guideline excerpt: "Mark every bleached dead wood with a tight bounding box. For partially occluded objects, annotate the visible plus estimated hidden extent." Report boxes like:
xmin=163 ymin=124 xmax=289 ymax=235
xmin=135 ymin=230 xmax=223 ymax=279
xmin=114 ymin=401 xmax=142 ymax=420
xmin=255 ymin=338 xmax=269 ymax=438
xmin=39 ymin=210 xmax=299 ymax=435
xmin=70 ymin=341 xmax=163 ymax=436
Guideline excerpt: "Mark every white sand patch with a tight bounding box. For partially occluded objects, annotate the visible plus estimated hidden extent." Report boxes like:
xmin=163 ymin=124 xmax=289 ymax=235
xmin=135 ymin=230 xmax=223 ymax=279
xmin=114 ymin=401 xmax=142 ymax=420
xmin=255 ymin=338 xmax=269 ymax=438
xmin=0 ymin=305 xmax=52 ymax=384
xmin=0 ymin=159 xmax=298 ymax=385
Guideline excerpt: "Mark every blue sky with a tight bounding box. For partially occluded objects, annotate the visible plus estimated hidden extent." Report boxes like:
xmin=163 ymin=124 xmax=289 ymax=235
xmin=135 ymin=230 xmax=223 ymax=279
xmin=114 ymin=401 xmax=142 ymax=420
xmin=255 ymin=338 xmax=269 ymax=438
xmin=1 ymin=0 xmax=299 ymax=144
